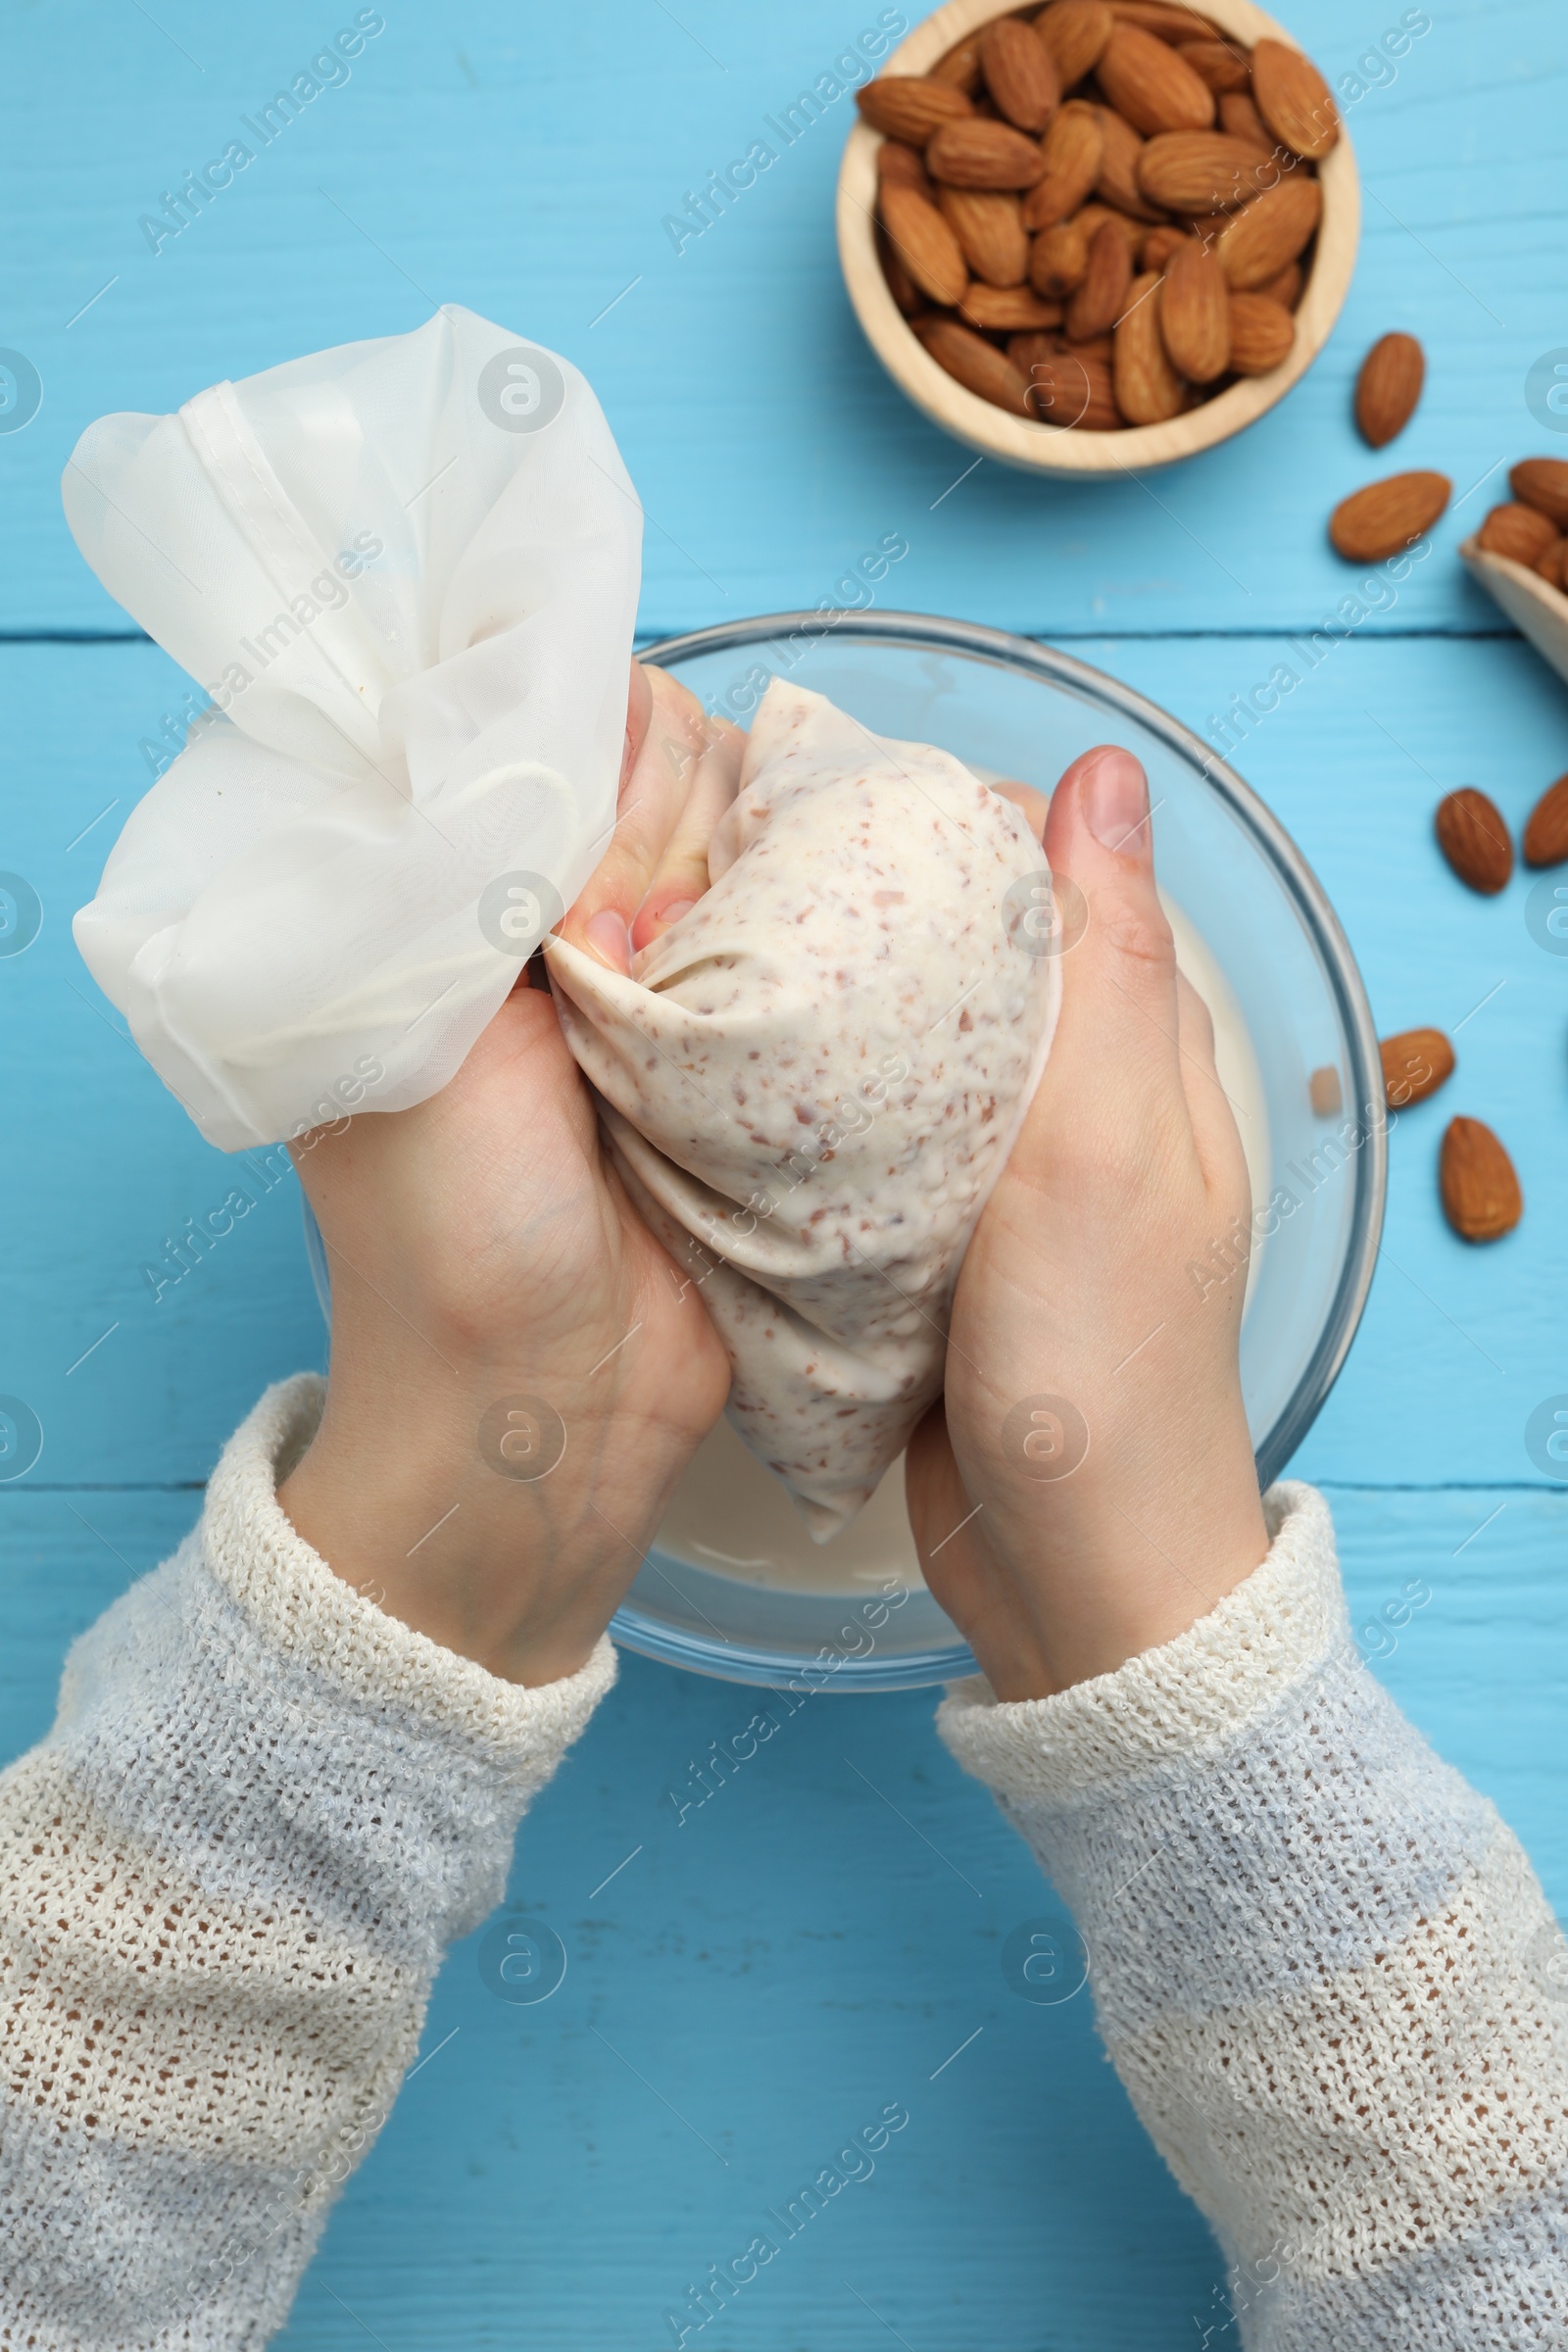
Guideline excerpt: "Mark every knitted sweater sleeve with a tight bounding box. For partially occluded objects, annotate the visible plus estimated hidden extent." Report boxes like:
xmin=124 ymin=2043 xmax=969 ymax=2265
xmin=0 ymin=1375 xmax=616 ymax=2352
xmin=938 ymin=1482 xmax=1568 ymax=2349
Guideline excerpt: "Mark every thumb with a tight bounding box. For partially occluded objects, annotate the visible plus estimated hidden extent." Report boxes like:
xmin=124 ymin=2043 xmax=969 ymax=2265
xmin=1036 ymin=743 xmax=1183 ymax=1111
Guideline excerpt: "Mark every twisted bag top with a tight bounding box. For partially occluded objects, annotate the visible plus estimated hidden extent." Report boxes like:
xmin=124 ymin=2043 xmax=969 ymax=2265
xmin=63 ymin=306 xmax=641 ymax=1151
xmin=548 ymin=681 xmax=1061 ymax=1539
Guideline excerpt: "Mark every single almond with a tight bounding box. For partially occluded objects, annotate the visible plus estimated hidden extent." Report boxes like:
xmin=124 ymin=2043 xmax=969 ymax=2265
xmin=1440 ymin=1117 xmax=1522 ymax=1245
xmin=1034 ymin=0 xmax=1113 ymax=86
xmin=1380 ymin=1027 xmax=1455 ymax=1109
xmin=1159 ymin=239 xmax=1230 ymax=380
xmin=1523 ymin=773 xmax=1568 ymax=869
xmin=1030 ymin=220 xmax=1091 ymax=296
xmin=1098 ymin=22 xmax=1216 ymax=134
xmin=1176 ymin=37 xmax=1250 ymax=92
xmin=1354 ymin=332 xmax=1424 ymax=449
xmin=1115 ymin=268 xmax=1185 ymax=421
xmin=1535 ymin=538 xmax=1567 ymax=590
xmin=880 ymin=183 xmax=969 ymax=308
xmin=1107 ymin=2 xmax=1220 ymax=40
xmin=939 ymin=186 xmax=1030 ymax=285
xmin=1218 ymin=90 xmax=1271 ymax=149
xmin=876 ymin=226 xmax=924 ymax=316
xmin=1022 ymin=345 xmax=1122 ymax=428
xmin=912 ymin=315 xmax=1033 ymax=413
xmin=1329 ymin=470 xmax=1450 ymax=563
xmin=1478 ymin=502 xmax=1561 ymax=566
xmin=1216 ymin=175 xmax=1321 ymax=288
xmin=1138 ymin=129 xmax=1274 ymax=212
xmin=1258 ymin=258 xmax=1302 ymax=308
xmin=933 ymin=35 xmax=985 ymax=93
xmin=1066 ymin=218 xmax=1134 ymax=339
xmin=927 ymin=118 xmax=1046 ymax=189
xmin=982 ymin=17 xmax=1060 ymax=131
xmin=857 ymin=77 xmax=974 ymax=143
xmin=1227 ymin=291 xmax=1295 ymax=374
xmin=1021 ymin=101 xmax=1103 ymax=226
xmin=1251 ymin=38 xmax=1339 ymax=159
xmin=1093 ymin=106 xmax=1169 ymax=221
xmin=878 ymin=140 xmax=935 ymax=198
xmin=1510 ymin=459 xmax=1568 ymax=529
xmin=1435 ymin=787 xmax=1512 ymax=895
xmin=1141 ymin=223 xmax=1195 ymax=270
xmin=1073 ymin=201 xmax=1148 ymax=258
xmin=960 ymin=282 xmax=1064 ymax=330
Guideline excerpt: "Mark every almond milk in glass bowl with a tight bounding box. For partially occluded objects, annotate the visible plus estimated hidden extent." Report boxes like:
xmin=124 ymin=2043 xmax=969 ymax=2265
xmin=306 ymin=612 xmax=1384 ymax=1690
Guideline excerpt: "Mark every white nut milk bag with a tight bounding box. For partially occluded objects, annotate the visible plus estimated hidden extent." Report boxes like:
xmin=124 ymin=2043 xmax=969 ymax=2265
xmin=62 ymin=305 xmax=640 ymax=1151
xmin=548 ymin=680 xmax=1061 ymax=1540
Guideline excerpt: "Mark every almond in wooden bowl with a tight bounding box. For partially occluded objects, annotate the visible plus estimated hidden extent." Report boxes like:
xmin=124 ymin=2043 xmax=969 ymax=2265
xmin=837 ymin=0 xmax=1359 ymax=477
xmin=1460 ymin=456 xmax=1568 ymax=698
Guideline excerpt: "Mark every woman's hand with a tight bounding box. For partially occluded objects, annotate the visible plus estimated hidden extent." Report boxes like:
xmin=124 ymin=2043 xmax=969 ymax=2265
xmin=278 ymin=663 xmax=740 ymax=1688
xmin=906 ymin=746 xmax=1270 ymax=1701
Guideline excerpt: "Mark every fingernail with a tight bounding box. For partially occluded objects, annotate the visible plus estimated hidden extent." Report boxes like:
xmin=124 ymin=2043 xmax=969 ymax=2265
xmin=584 ymin=908 xmax=632 ymax=973
xmin=660 ymin=900 xmax=696 ymax=927
xmin=1084 ymin=749 xmax=1150 ymax=855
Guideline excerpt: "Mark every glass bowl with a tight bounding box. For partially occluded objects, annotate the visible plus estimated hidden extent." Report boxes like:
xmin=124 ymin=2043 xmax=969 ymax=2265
xmin=306 ymin=612 xmax=1385 ymax=1691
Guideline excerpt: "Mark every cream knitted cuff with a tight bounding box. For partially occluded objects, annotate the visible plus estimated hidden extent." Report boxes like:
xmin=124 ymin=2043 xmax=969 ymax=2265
xmin=936 ymin=1481 xmax=1343 ymax=1802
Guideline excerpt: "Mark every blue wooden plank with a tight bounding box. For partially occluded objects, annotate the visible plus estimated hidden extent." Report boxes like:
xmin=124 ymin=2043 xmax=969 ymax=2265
xmin=3 ymin=1484 xmax=1561 ymax=2352
xmin=0 ymin=1 xmax=1564 ymax=634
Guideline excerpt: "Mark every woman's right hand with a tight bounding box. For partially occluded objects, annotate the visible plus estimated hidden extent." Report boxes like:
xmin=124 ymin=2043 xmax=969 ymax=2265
xmin=906 ymin=745 xmax=1272 ymax=1702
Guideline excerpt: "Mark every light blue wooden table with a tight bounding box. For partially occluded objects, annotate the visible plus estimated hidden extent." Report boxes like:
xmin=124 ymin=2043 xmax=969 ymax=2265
xmin=2 ymin=2 xmax=1564 ymax=2343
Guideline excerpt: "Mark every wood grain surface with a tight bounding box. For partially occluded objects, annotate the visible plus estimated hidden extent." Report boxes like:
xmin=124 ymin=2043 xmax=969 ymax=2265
xmin=0 ymin=1 xmax=1564 ymax=2346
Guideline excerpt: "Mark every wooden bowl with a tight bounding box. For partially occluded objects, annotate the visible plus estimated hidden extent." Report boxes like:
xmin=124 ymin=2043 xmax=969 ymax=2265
xmin=836 ymin=0 xmax=1361 ymax=477
xmin=1460 ymin=535 xmax=1568 ymax=694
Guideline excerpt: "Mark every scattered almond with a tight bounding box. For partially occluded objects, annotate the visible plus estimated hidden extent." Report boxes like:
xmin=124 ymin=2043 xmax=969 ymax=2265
xmin=1440 ymin=1117 xmax=1522 ymax=1244
xmin=858 ymin=77 xmax=974 ymax=143
xmin=1034 ymin=0 xmax=1113 ymax=86
xmin=1435 ymin=787 xmax=1512 ymax=896
xmin=1329 ymin=470 xmax=1449 ymax=562
xmin=1226 ymin=292 xmax=1295 ymax=375
xmin=1030 ymin=219 xmax=1091 ymax=295
xmin=1379 ymin=1027 xmax=1454 ymax=1108
xmin=876 ymin=226 xmax=924 ymax=316
xmin=1478 ymin=502 xmax=1561 ymax=566
xmin=1066 ymin=218 xmax=1134 ymax=339
xmin=1510 ymin=458 xmax=1568 ymax=530
xmin=1115 ymin=268 xmax=1186 ymax=421
xmin=1159 ymin=239 xmax=1229 ymax=380
xmin=1308 ymin=1064 xmax=1342 ymax=1116
xmin=880 ymin=183 xmax=969 ymax=308
xmin=1354 ymin=331 xmax=1424 ymax=448
xmin=1073 ymin=201 xmax=1147 ymax=259
xmin=913 ymin=315 xmax=1033 ymax=411
xmin=1176 ymin=37 xmax=1250 ymax=91
xmin=960 ymin=282 xmax=1065 ymax=330
xmin=1140 ymin=223 xmax=1193 ymax=270
xmin=1216 ymin=175 xmax=1322 ymax=288
xmin=1535 ymin=538 xmax=1568 ymax=589
xmin=1523 ymin=773 xmax=1568 ymax=869
xmin=1250 ymin=38 xmax=1339 ymax=159
xmin=1099 ymin=22 xmax=1216 ymax=133
xmin=1138 ymin=128 xmax=1272 ymax=211
xmin=981 ymin=17 xmax=1061 ymax=130
xmin=928 ymin=118 xmax=1047 ymax=189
